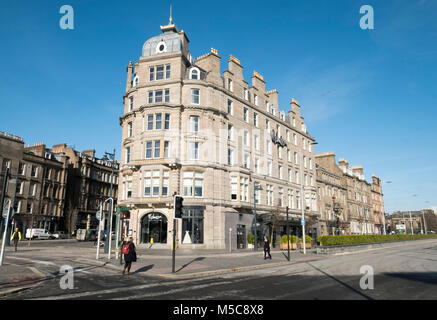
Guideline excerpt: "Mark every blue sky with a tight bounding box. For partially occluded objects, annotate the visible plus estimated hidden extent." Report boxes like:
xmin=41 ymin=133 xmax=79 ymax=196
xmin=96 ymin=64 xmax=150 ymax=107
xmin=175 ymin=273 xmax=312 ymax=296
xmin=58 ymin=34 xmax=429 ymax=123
xmin=0 ymin=0 xmax=436 ymax=213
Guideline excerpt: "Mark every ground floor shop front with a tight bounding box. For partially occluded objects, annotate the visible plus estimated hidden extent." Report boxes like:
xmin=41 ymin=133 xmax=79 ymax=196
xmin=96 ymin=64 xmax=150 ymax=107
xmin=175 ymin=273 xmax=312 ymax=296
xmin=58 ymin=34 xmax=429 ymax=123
xmin=119 ymin=204 xmax=319 ymax=250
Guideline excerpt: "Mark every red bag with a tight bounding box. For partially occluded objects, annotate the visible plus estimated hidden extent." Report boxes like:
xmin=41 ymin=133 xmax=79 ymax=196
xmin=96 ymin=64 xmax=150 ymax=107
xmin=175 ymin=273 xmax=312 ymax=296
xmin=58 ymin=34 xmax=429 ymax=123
xmin=122 ymin=243 xmax=130 ymax=255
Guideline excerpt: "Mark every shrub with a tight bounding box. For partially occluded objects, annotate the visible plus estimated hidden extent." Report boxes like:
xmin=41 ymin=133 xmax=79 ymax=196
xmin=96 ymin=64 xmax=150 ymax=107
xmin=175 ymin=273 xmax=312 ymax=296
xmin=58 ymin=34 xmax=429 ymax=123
xmin=299 ymin=235 xmax=313 ymax=243
xmin=247 ymin=233 xmax=254 ymax=244
xmin=281 ymin=235 xmax=297 ymax=243
xmin=317 ymin=234 xmax=437 ymax=246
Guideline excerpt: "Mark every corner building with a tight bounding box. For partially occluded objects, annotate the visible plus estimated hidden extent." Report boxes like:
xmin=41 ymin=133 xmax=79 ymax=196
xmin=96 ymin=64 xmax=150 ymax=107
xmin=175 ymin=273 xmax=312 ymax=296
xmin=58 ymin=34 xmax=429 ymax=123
xmin=118 ymin=19 xmax=317 ymax=249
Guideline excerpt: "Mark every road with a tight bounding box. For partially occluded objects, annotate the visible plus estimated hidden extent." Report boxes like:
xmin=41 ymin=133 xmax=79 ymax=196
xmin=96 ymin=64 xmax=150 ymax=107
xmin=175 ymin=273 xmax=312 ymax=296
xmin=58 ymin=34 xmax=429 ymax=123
xmin=3 ymin=239 xmax=437 ymax=300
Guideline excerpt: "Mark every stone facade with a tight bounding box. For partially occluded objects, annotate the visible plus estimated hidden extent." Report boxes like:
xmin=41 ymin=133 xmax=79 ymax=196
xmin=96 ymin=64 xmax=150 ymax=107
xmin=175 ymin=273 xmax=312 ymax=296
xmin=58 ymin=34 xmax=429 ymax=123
xmin=315 ymin=152 xmax=382 ymax=235
xmin=0 ymin=132 xmax=68 ymax=233
xmin=315 ymin=152 xmax=348 ymax=235
xmin=118 ymin=20 xmax=318 ymax=249
xmin=371 ymin=175 xmax=385 ymax=234
xmin=0 ymin=132 xmax=119 ymax=236
xmin=337 ymin=159 xmax=373 ymax=234
xmin=49 ymin=144 xmax=119 ymax=234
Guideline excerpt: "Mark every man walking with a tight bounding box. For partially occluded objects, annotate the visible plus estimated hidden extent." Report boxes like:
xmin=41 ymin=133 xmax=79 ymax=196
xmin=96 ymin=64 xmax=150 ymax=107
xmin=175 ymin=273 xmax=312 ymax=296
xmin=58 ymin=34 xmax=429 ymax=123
xmin=10 ymin=228 xmax=21 ymax=252
xmin=263 ymin=236 xmax=272 ymax=260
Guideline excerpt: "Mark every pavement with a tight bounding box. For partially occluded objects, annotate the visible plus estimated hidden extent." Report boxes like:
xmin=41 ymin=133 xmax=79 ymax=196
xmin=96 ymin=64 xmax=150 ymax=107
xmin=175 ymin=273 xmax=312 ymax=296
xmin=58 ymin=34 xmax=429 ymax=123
xmin=0 ymin=238 xmax=321 ymax=296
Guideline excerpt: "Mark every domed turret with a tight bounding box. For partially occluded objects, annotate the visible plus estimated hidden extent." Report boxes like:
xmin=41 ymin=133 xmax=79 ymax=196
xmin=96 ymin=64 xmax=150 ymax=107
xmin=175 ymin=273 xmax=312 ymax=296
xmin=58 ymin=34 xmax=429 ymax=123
xmin=142 ymin=13 xmax=190 ymax=59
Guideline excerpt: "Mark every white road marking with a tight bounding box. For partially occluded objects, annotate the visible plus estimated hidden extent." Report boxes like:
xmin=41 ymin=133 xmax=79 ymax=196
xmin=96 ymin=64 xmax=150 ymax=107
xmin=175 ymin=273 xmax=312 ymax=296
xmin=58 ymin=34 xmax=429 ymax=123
xmin=7 ymin=256 xmax=56 ymax=266
xmin=33 ymin=277 xmax=237 ymax=300
xmin=113 ymin=280 xmax=235 ymax=300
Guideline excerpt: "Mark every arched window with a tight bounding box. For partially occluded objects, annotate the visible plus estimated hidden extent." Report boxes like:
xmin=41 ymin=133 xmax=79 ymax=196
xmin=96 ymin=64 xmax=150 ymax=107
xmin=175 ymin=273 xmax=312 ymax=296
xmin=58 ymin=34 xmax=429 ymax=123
xmin=190 ymin=67 xmax=200 ymax=80
xmin=133 ymin=75 xmax=139 ymax=87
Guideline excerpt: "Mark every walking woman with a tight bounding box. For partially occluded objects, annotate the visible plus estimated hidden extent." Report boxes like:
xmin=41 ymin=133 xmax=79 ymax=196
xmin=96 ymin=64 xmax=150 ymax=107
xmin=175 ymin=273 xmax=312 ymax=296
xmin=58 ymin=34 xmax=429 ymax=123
xmin=263 ymin=236 xmax=272 ymax=260
xmin=122 ymin=236 xmax=137 ymax=275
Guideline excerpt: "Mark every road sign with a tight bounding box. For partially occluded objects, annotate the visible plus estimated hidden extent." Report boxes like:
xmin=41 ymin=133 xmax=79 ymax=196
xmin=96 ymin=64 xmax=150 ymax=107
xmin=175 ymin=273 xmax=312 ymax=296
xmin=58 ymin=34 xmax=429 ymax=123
xmin=2 ymin=207 xmax=13 ymax=219
xmin=301 ymin=219 xmax=305 ymax=226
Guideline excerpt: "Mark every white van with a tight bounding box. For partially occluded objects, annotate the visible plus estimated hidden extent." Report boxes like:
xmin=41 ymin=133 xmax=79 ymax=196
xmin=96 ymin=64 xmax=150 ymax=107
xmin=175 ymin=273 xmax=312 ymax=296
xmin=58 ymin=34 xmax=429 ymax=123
xmin=26 ymin=228 xmax=52 ymax=240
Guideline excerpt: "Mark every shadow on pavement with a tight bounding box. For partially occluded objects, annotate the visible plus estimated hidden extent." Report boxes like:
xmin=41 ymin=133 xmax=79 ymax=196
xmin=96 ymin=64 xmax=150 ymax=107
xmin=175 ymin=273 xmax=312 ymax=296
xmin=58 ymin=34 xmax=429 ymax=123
xmin=176 ymin=257 xmax=205 ymax=273
xmin=132 ymin=264 xmax=155 ymax=274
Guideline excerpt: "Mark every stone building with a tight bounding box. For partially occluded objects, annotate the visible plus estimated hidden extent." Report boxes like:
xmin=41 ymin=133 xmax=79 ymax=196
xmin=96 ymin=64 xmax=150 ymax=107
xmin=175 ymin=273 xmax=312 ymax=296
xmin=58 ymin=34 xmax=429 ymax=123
xmin=387 ymin=210 xmax=437 ymax=234
xmin=371 ymin=175 xmax=385 ymax=234
xmin=49 ymin=144 xmax=119 ymax=233
xmin=315 ymin=152 xmax=348 ymax=235
xmin=315 ymin=152 xmax=380 ymax=235
xmin=337 ymin=159 xmax=373 ymax=234
xmin=0 ymin=132 xmax=69 ymax=233
xmin=118 ymin=18 xmax=318 ymax=249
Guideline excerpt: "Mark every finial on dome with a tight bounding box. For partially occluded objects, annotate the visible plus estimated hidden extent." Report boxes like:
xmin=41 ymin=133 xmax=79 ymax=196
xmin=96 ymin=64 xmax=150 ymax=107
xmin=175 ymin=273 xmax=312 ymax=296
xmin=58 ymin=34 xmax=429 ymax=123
xmin=160 ymin=5 xmax=179 ymax=33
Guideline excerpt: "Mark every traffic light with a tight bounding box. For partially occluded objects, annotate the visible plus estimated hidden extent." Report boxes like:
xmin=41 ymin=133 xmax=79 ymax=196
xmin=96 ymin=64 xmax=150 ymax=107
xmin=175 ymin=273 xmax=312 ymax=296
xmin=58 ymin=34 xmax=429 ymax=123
xmin=174 ymin=195 xmax=184 ymax=218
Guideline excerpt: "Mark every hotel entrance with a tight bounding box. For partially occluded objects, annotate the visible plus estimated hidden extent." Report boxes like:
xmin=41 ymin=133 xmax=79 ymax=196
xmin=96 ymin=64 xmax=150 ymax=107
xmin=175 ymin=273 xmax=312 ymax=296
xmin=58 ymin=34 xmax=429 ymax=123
xmin=140 ymin=212 xmax=167 ymax=244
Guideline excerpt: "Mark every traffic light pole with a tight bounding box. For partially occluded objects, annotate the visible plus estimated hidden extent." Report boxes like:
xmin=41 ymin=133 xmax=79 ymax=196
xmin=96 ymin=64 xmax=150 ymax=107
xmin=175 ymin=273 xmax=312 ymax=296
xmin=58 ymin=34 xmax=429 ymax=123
xmin=172 ymin=194 xmax=183 ymax=273
xmin=172 ymin=218 xmax=176 ymax=273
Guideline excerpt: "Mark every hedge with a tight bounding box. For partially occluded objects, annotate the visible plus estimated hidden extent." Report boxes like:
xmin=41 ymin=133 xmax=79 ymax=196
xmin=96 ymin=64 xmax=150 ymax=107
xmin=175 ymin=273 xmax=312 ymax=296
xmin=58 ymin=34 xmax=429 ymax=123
xmin=317 ymin=234 xmax=437 ymax=246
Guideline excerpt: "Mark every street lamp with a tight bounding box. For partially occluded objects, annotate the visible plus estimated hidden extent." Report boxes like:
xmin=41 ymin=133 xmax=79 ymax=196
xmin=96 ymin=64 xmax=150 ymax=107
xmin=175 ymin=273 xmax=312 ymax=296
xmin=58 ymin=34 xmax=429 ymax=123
xmin=253 ymin=183 xmax=263 ymax=251
xmin=300 ymin=141 xmax=317 ymax=255
xmin=103 ymin=149 xmax=116 ymax=254
xmin=105 ymin=197 xmax=114 ymax=260
xmin=381 ymin=180 xmax=392 ymax=235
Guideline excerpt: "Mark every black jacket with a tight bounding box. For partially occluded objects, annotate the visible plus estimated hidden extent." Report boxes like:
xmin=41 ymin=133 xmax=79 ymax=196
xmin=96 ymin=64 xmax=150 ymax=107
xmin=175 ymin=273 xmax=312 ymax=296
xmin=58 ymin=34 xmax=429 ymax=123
xmin=123 ymin=241 xmax=137 ymax=263
xmin=264 ymin=240 xmax=270 ymax=250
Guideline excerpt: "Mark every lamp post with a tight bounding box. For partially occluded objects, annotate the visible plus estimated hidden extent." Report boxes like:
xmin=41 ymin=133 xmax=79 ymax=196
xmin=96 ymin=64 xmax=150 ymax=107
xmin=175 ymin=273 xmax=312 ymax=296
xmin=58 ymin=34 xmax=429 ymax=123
xmin=253 ymin=183 xmax=262 ymax=251
xmin=286 ymin=206 xmax=290 ymax=261
xmin=96 ymin=202 xmax=103 ymax=260
xmin=105 ymin=197 xmax=114 ymax=259
xmin=0 ymin=167 xmax=10 ymax=238
xmin=103 ymin=149 xmax=115 ymax=254
xmin=300 ymin=142 xmax=317 ymax=255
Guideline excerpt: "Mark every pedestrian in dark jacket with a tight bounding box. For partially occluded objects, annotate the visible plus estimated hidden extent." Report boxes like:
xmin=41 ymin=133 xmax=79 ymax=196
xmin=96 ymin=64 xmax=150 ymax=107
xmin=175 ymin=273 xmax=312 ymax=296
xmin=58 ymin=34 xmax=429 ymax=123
xmin=10 ymin=228 xmax=21 ymax=252
xmin=263 ymin=237 xmax=272 ymax=260
xmin=122 ymin=237 xmax=137 ymax=275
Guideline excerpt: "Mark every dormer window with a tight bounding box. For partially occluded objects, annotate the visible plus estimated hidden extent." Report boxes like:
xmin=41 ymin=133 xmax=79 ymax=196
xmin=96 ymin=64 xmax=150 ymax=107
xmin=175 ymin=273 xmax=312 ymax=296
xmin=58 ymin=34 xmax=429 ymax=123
xmin=270 ymin=105 xmax=275 ymax=115
xmin=190 ymin=67 xmax=200 ymax=80
xmin=133 ymin=75 xmax=139 ymax=87
xmin=228 ymin=79 xmax=233 ymax=92
xmin=280 ymin=111 xmax=285 ymax=121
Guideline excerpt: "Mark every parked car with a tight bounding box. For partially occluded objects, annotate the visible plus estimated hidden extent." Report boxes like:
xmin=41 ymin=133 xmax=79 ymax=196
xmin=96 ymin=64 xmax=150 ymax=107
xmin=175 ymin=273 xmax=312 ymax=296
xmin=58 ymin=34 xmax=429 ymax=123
xmin=25 ymin=228 xmax=52 ymax=240
xmin=53 ymin=231 xmax=67 ymax=239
